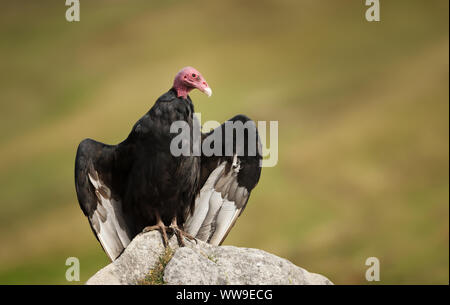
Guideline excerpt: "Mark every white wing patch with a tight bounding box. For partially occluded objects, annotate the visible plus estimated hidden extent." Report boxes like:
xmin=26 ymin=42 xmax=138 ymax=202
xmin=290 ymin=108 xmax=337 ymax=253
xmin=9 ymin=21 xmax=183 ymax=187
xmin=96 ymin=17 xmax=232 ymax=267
xmin=208 ymin=199 xmax=240 ymax=245
xmin=196 ymin=191 xmax=225 ymax=242
xmin=88 ymin=171 xmax=132 ymax=261
xmin=184 ymin=163 xmax=225 ymax=236
xmin=185 ymin=156 xmax=248 ymax=246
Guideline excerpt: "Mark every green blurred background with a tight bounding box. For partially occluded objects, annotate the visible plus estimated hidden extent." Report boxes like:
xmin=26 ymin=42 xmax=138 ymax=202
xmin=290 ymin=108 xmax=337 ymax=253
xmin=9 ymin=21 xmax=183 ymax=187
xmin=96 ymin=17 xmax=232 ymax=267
xmin=0 ymin=0 xmax=448 ymax=284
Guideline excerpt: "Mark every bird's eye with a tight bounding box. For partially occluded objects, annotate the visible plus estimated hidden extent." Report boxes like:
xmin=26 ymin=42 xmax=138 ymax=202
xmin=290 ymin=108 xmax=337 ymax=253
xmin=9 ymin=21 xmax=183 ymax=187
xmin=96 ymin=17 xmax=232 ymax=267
xmin=192 ymin=74 xmax=196 ymax=78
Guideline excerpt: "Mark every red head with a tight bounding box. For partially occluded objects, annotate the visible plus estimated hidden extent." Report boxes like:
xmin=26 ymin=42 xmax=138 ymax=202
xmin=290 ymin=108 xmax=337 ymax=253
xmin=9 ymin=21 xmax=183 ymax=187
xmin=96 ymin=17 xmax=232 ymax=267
xmin=173 ymin=67 xmax=212 ymax=99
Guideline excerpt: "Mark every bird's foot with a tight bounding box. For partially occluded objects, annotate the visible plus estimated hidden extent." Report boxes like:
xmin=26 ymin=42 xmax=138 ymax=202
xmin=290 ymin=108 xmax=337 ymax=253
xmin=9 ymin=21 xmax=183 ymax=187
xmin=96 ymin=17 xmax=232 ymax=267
xmin=143 ymin=223 xmax=169 ymax=247
xmin=169 ymin=224 xmax=197 ymax=247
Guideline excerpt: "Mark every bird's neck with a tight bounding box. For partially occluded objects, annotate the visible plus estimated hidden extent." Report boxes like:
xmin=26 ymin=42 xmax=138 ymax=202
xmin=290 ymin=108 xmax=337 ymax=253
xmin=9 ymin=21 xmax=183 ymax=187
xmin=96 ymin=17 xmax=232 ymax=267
xmin=173 ymin=85 xmax=192 ymax=99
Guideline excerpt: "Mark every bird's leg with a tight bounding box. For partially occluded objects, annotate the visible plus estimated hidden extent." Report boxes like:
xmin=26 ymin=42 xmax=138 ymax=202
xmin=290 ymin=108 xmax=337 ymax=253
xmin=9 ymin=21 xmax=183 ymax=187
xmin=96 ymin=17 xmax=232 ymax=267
xmin=142 ymin=212 xmax=169 ymax=247
xmin=169 ymin=217 xmax=196 ymax=247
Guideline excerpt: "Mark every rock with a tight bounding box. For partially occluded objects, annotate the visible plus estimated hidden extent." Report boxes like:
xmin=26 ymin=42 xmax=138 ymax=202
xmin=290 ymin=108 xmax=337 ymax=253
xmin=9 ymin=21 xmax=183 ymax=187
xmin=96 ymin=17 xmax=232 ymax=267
xmin=86 ymin=231 xmax=333 ymax=285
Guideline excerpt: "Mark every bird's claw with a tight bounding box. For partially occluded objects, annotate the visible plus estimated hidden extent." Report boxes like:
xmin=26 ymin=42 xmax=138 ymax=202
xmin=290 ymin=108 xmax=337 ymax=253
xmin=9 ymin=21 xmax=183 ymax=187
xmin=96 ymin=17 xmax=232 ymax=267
xmin=142 ymin=224 xmax=169 ymax=247
xmin=169 ymin=224 xmax=197 ymax=247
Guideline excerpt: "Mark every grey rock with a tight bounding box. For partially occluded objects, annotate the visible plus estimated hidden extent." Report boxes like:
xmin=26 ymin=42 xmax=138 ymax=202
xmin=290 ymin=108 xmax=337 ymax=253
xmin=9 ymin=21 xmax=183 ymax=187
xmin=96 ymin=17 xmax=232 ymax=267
xmin=86 ymin=230 xmax=333 ymax=285
xmin=86 ymin=231 xmax=180 ymax=285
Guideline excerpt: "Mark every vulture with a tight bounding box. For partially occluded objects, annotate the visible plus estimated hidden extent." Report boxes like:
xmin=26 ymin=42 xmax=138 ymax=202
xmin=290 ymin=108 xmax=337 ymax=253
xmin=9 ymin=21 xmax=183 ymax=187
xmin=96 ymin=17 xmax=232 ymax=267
xmin=75 ymin=67 xmax=262 ymax=261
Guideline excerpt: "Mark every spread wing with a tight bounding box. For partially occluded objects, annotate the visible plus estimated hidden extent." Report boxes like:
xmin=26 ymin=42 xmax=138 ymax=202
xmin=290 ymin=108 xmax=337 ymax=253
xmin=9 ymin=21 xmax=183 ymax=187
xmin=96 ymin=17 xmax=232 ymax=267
xmin=184 ymin=115 xmax=262 ymax=245
xmin=75 ymin=138 xmax=134 ymax=261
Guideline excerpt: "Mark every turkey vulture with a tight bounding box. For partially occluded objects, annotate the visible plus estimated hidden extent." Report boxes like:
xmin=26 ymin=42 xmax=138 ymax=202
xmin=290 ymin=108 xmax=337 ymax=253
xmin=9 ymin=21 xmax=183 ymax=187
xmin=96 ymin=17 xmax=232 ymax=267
xmin=75 ymin=67 xmax=262 ymax=261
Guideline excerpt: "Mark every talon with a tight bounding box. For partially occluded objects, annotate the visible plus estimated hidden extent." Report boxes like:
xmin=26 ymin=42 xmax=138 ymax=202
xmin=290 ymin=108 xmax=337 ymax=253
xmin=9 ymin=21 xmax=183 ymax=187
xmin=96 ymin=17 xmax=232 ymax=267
xmin=142 ymin=212 xmax=169 ymax=247
xmin=170 ymin=217 xmax=197 ymax=247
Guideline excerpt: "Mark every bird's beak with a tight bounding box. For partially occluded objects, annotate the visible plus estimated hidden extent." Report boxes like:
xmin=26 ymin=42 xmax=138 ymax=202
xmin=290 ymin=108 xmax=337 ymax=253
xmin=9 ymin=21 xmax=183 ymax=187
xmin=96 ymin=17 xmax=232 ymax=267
xmin=197 ymin=79 xmax=212 ymax=97
xmin=202 ymin=87 xmax=212 ymax=97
